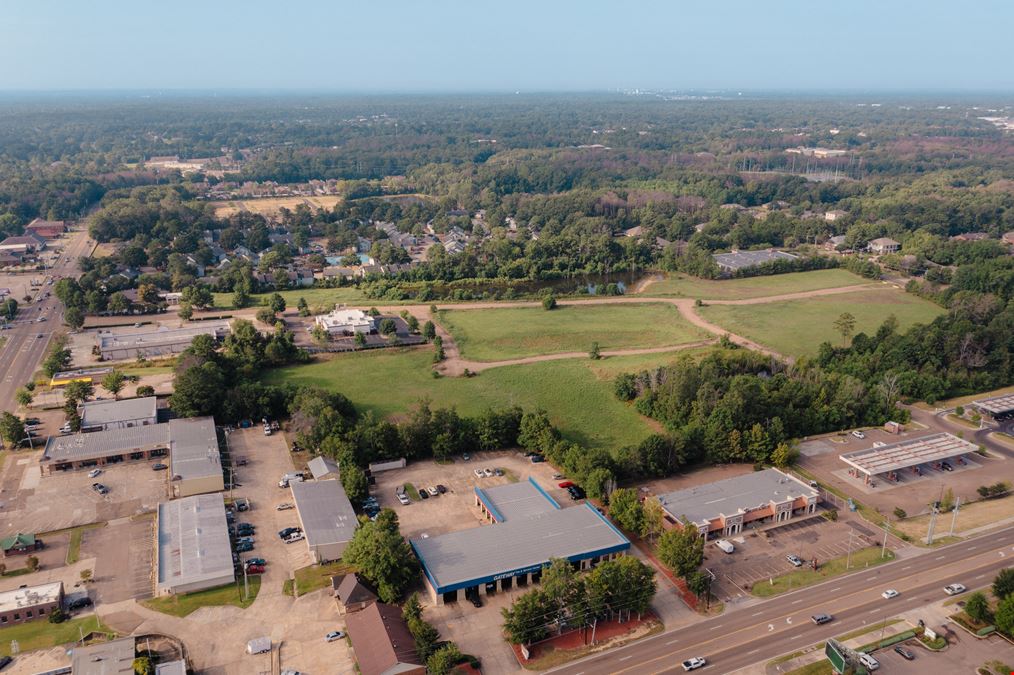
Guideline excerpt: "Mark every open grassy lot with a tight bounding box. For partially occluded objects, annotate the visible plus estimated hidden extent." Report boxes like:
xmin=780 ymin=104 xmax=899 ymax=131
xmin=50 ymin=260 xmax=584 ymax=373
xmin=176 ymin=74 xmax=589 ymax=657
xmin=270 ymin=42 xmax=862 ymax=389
xmin=895 ymin=494 xmax=1014 ymax=539
xmin=142 ymin=577 xmax=261 ymax=617
xmin=642 ymin=269 xmax=873 ymax=300
xmin=0 ymin=615 xmax=112 ymax=657
xmin=699 ymin=288 xmax=945 ymax=358
xmin=437 ymin=303 xmax=710 ymax=361
xmin=264 ymin=347 xmax=710 ymax=450
xmin=211 ymin=286 xmax=377 ymax=312
xmin=211 ymin=195 xmax=343 ymax=218
xmin=284 ymin=561 xmax=356 ymax=596
xmin=751 ymin=546 xmax=895 ymax=597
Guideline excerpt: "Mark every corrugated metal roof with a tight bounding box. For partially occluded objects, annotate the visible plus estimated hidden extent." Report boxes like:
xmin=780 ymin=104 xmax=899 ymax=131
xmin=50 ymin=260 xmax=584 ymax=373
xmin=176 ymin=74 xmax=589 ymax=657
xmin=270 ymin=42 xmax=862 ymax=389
xmin=291 ymin=479 xmax=357 ymax=547
xmin=840 ymin=432 xmax=978 ymax=475
xmin=308 ymin=456 xmax=340 ymax=479
xmin=156 ymin=493 xmax=234 ymax=592
xmin=43 ymin=424 xmax=169 ymax=463
xmin=475 ymin=478 xmax=558 ymax=522
xmin=411 ymin=503 xmax=629 ymax=593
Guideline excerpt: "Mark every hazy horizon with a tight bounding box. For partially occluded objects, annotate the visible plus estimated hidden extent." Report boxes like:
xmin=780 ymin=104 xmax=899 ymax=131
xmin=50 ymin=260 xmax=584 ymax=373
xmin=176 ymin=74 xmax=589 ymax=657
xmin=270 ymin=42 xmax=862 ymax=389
xmin=4 ymin=1 xmax=1013 ymax=92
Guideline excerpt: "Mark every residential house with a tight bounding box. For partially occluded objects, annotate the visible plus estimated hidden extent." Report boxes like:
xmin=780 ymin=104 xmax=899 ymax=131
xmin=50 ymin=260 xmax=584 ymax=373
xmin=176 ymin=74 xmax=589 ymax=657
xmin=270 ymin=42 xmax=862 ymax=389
xmin=825 ymin=235 xmax=848 ymax=251
xmin=868 ymin=237 xmax=901 ymax=255
xmin=332 ymin=573 xmax=378 ymax=614
xmin=824 ymin=210 xmax=847 ymax=222
xmin=345 ymin=602 xmax=425 ymax=675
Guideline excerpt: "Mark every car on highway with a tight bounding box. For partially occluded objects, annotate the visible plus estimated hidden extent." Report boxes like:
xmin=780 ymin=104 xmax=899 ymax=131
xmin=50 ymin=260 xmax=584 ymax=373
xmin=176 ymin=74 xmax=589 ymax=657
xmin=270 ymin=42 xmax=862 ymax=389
xmin=944 ymin=583 xmax=966 ymax=595
xmin=894 ymin=646 xmax=915 ymax=660
xmin=851 ymin=430 xmax=865 ymax=439
xmin=325 ymin=630 xmax=346 ymax=642
xmin=811 ymin=613 xmax=833 ymax=625
xmin=786 ymin=554 xmax=804 ymax=567
xmin=681 ymin=657 xmax=706 ymax=671
xmin=881 ymin=589 xmax=899 ymax=599
xmin=87 ymin=469 xmax=102 ymax=478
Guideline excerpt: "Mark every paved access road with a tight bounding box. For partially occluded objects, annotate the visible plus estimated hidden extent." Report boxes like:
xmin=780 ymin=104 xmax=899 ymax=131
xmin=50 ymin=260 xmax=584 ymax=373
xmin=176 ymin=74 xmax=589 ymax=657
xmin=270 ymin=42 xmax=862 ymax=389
xmin=548 ymin=526 xmax=1014 ymax=675
xmin=0 ymin=228 xmax=92 ymax=413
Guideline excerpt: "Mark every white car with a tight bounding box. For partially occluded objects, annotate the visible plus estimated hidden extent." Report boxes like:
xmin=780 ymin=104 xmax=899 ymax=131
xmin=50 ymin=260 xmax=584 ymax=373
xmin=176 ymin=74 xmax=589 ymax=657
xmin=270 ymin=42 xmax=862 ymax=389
xmin=276 ymin=503 xmax=294 ymax=511
xmin=397 ymin=493 xmax=411 ymax=505
xmin=473 ymin=468 xmax=484 ymax=478
xmin=483 ymin=467 xmax=493 ymax=477
xmin=87 ymin=469 xmax=103 ymax=478
xmin=881 ymin=589 xmax=899 ymax=599
xmin=324 ymin=630 xmax=346 ymax=642
xmin=682 ymin=656 xmax=706 ymax=671
xmin=426 ymin=486 xmax=439 ymax=497
xmin=285 ymin=532 xmax=305 ymax=543
xmin=851 ymin=430 xmax=866 ymax=439
xmin=944 ymin=583 xmax=966 ymax=595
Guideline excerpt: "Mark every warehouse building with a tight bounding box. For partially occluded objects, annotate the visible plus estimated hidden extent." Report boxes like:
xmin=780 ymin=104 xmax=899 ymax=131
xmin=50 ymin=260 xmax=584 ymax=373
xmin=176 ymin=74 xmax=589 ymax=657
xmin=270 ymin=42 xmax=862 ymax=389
xmin=972 ymin=393 xmax=1014 ymax=422
xmin=657 ymin=468 xmax=819 ymax=537
xmin=80 ymin=396 xmax=158 ymax=432
xmin=713 ymin=249 xmax=798 ymax=274
xmin=50 ymin=367 xmax=113 ymax=387
xmin=168 ymin=417 xmax=225 ymax=498
xmin=0 ymin=581 xmax=63 ymax=626
xmin=840 ymin=432 xmax=978 ymax=485
xmin=412 ymin=481 xmax=630 ymax=605
xmin=156 ymin=493 xmax=234 ymax=595
xmin=291 ymin=479 xmax=357 ymax=563
xmin=96 ymin=321 xmax=230 ymax=360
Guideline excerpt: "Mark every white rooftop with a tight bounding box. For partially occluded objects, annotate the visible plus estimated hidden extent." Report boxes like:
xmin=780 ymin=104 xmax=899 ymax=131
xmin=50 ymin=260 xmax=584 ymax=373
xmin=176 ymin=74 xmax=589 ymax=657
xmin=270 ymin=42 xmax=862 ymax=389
xmin=315 ymin=306 xmax=374 ymax=329
xmin=168 ymin=417 xmax=221 ymax=482
xmin=0 ymin=581 xmax=62 ymax=613
xmin=80 ymin=396 xmax=157 ymax=428
xmin=98 ymin=321 xmax=230 ymax=350
xmin=840 ymin=432 xmax=978 ymax=475
xmin=291 ymin=479 xmax=357 ymax=547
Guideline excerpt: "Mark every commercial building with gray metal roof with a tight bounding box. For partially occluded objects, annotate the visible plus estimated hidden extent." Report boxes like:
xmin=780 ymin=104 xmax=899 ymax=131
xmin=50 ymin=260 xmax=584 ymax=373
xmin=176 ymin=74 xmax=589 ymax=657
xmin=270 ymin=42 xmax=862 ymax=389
xmin=96 ymin=321 xmax=230 ymax=361
xmin=156 ymin=493 xmax=234 ymax=595
xmin=713 ymin=249 xmax=798 ymax=273
xmin=411 ymin=498 xmax=630 ymax=605
xmin=80 ymin=395 xmax=158 ymax=431
xmin=657 ymin=468 xmax=818 ymax=537
xmin=291 ymin=479 xmax=357 ymax=563
xmin=41 ymin=424 xmax=169 ymax=473
xmin=169 ymin=417 xmax=225 ymax=497
xmin=972 ymin=393 xmax=1014 ymax=420
xmin=474 ymin=477 xmax=560 ymax=523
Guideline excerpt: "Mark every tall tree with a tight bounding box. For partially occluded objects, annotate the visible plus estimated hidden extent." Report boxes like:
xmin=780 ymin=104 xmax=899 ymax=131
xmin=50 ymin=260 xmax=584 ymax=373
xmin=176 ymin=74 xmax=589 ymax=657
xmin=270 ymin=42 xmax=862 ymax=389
xmin=832 ymin=312 xmax=856 ymax=346
xmin=101 ymin=371 xmax=126 ymax=399
xmin=994 ymin=568 xmax=1014 ymax=601
xmin=657 ymin=523 xmax=705 ymax=578
xmin=608 ymin=488 xmax=644 ymax=534
xmin=0 ymin=412 xmax=26 ymax=448
xmin=342 ymin=509 xmax=419 ymax=603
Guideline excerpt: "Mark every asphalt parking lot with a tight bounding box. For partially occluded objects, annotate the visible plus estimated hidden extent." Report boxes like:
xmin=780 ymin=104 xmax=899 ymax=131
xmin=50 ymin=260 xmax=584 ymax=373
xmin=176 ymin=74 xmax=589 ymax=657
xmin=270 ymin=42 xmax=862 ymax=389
xmin=0 ymin=451 xmax=169 ymax=533
xmin=869 ymin=631 xmax=1014 ymax=673
xmin=81 ymin=516 xmax=156 ymax=602
xmin=705 ymin=515 xmax=882 ymax=600
xmin=370 ymin=450 xmax=572 ymax=539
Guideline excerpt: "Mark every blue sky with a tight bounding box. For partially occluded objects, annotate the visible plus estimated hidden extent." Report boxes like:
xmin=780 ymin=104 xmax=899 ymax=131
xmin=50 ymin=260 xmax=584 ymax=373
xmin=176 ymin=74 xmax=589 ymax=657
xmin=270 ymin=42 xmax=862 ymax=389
xmin=3 ymin=0 xmax=1011 ymax=91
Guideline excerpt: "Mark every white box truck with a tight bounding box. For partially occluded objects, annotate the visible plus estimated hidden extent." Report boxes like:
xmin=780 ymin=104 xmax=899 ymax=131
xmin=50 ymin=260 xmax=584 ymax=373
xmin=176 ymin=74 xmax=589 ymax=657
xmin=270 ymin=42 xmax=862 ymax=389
xmin=247 ymin=636 xmax=271 ymax=655
xmin=715 ymin=539 xmax=735 ymax=554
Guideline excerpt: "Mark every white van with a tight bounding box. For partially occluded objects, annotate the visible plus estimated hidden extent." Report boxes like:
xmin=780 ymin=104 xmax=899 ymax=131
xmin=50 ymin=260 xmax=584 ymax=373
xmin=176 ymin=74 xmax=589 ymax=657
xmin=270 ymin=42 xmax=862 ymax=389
xmin=278 ymin=472 xmax=304 ymax=488
xmin=715 ymin=539 xmax=735 ymax=554
xmin=858 ymin=653 xmax=879 ymax=671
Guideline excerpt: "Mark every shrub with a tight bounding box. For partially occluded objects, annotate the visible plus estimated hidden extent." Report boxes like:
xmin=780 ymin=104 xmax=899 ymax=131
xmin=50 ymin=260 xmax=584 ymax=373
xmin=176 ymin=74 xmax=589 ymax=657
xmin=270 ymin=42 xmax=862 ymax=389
xmin=893 ymin=507 xmax=907 ymax=519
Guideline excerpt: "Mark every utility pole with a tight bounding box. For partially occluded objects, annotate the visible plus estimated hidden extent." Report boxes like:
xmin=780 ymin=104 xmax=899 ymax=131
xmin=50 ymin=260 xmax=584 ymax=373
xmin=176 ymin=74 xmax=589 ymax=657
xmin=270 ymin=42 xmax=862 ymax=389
xmin=927 ymin=484 xmax=944 ymax=545
xmin=881 ymin=520 xmax=890 ymax=558
xmin=948 ymin=497 xmax=961 ymax=537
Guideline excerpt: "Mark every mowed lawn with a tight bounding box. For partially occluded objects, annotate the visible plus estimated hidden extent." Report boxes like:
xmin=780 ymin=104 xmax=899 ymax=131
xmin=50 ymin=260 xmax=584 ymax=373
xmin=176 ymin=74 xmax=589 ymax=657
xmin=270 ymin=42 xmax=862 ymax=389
xmin=436 ymin=303 xmax=710 ymax=361
xmin=263 ymin=347 xmax=711 ymax=450
xmin=212 ymin=286 xmax=375 ymax=312
xmin=699 ymin=289 xmax=945 ymax=358
xmin=643 ymin=269 xmax=873 ymax=300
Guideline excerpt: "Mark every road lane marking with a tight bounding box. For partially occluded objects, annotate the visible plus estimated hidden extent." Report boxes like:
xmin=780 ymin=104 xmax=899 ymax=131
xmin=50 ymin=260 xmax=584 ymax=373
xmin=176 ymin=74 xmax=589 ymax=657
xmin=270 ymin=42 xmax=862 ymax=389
xmin=791 ymin=599 xmax=803 ymax=605
xmin=968 ymin=546 xmax=977 ymax=551
xmin=618 ymin=655 xmax=633 ymax=662
xmin=709 ymin=625 xmax=722 ymax=630
xmin=869 ymin=608 xmax=880 ymax=614
xmin=752 ymin=611 xmax=763 ymax=617
xmin=901 ymin=566 xmax=912 ymax=570
xmin=747 ymin=648 xmax=759 ymax=655
xmin=936 ymin=555 xmax=946 ymax=560
xmin=829 ymin=587 xmax=841 ymax=592
xmin=666 ymin=639 xmax=679 ymax=646
xmin=866 ymin=576 xmax=876 ymax=581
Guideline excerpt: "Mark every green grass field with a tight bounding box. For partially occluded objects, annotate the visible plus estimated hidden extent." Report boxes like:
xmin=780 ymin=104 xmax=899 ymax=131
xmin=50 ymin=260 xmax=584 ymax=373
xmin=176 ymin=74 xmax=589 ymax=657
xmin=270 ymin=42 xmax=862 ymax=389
xmin=699 ymin=289 xmax=945 ymax=358
xmin=643 ymin=269 xmax=873 ymax=300
xmin=0 ymin=615 xmax=111 ymax=657
xmin=264 ymin=347 xmax=711 ymax=450
xmin=211 ymin=286 xmax=376 ymax=313
xmin=437 ymin=303 xmax=710 ymax=361
xmin=142 ymin=577 xmax=261 ymax=617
